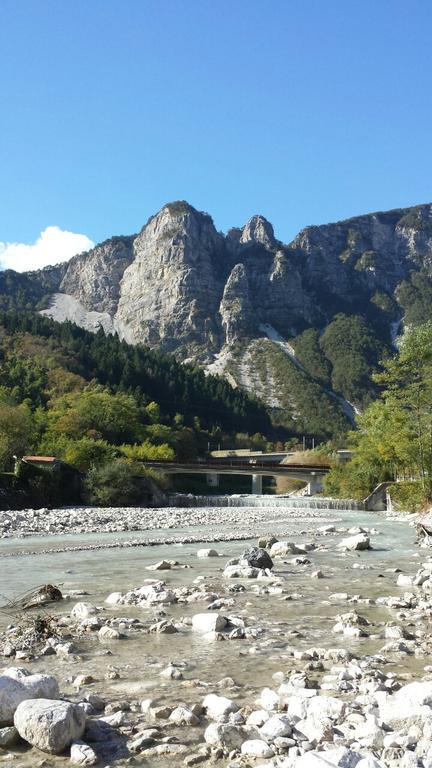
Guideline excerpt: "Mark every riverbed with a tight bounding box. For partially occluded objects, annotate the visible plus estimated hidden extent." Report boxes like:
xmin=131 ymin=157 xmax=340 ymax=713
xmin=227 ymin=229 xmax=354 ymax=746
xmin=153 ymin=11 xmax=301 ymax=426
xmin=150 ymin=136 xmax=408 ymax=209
xmin=0 ymin=499 xmax=430 ymax=767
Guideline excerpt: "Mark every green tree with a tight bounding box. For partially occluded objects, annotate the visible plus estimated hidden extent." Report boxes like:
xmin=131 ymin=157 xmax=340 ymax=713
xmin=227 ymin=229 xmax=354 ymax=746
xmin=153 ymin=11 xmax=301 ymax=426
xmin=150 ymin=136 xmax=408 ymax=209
xmin=0 ymin=400 xmax=33 ymax=469
xmin=85 ymin=459 xmax=141 ymax=506
xmin=38 ymin=435 xmax=118 ymax=472
xmin=325 ymin=322 xmax=432 ymax=502
xmin=375 ymin=321 xmax=432 ymax=498
xmin=120 ymin=441 xmax=175 ymax=461
xmin=45 ymin=387 xmax=143 ymax=444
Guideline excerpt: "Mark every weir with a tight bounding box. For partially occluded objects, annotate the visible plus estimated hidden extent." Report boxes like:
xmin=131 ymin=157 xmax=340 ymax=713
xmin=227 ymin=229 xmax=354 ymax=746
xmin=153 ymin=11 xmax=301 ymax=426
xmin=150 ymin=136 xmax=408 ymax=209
xmin=170 ymin=493 xmax=364 ymax=511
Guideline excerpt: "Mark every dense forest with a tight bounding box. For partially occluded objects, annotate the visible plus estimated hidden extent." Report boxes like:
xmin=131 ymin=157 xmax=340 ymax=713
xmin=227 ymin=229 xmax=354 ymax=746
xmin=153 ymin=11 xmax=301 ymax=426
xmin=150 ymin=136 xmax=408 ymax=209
xmin=0 ymin=310 xmax=275 ymax=505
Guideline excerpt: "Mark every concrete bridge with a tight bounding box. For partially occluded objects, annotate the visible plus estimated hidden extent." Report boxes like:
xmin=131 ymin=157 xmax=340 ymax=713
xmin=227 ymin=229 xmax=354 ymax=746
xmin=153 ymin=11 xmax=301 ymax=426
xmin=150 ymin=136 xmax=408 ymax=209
xmin=141 ymin=458 xmax=331 ymax=495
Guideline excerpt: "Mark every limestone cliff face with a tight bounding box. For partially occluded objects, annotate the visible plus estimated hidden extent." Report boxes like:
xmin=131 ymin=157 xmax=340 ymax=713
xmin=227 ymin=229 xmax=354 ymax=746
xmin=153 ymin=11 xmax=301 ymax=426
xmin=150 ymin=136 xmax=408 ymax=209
xmin=294 ymin=205 xmax=432 ymax=301
xmin=115 ymin=202 xmax=226 ymax=358
xmin=219 ymin=263 xmax=254 ymax=344
xmin=60 ymin=236 xmax=134 ymax=315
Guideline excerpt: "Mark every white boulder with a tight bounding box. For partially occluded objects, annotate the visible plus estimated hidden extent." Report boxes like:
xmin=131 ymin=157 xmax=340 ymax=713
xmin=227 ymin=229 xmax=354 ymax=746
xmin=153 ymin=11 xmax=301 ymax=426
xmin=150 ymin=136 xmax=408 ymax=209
xmin=105 ymin=592 xmax=123 ymax=605
xmin=0 ymin=668 xmax=59 ymax=725
xmin=14 ymin=698 xmax=86 ymax=754
xmin=70 ymin=602 xmax=98 ymax=620
xmin=192 ymin=613 xmax=227 ymax=633
xmin=223 ymin=564 xmax=261 ymax=578
xmin=70 ymin=740 xmax=98 ymax=765
xmin=241 ymin=739 xmax=274 ymax=758
xmin=169 ymin=706 xmax=199 ymax=726
xmin=98 ymin=625 xmax=120 ymax=641
xmin=260 ymin=714 xmax=291 ymax=740
xmin=146 ymin=560 xmax=172 ymax=571
xmin=270 ymin=541 xmax=305 ymax=557
xmin=204 ymin=722 xmax=243 ymax=749
xmin=338 ymin=534 xmax=371 ymax=551
xmin=379 ymin=681 xmax=432 ymax=727
xmin=202 ymin=693 xmax=238 ymax=720
xmin=259 ymin=687 xmax=280 ymax=711
xmin=197 ymin=548 xmax=219 ymax=557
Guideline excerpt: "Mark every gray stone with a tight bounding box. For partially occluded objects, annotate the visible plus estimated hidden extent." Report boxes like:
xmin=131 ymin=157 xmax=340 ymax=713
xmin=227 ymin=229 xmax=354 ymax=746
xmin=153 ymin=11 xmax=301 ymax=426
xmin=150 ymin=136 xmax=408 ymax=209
xmin=70 ymin=740 xmax=98 ymax=765
xmin=204 ymin=722 xmax=243 ymax=749
xmin=202 ymin=694 xmax=239 ymax=720
xmin=338 ymin=534 xmax=371 ymax=551
xmin=70 ymin=602 xmax=98 ymax=620
xmin=14 ymin=698 xmax=86 ymax=754
xmin=240 ymin=546 xmax=273 ymax=570
xmin=192 ymin=614 xmax=227 ymax=633
xmin=0 ymin=725 xmax=19 ymax=747
xmin=241 ymin=738 xmax=274 ymax=757
xmin=0 ymin=668 xmax=59 ymax=725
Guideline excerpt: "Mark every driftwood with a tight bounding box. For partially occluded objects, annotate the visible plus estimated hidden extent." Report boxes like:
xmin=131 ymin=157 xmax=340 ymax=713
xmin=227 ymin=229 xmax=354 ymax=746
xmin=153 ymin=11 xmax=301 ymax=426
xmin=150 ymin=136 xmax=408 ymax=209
xmin=416 ymin=523 xmax=432 ymax=545
xmin=0 ymin=584 xmax=63 ymax=613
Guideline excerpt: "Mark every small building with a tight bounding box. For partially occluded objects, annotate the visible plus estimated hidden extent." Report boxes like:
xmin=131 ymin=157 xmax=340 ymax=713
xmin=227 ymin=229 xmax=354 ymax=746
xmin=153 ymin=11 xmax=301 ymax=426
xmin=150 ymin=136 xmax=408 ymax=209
xmin=16 ymin=455 xmax=82 ymax=504
xmin=21 ymin=456 xmax=64 ymax=470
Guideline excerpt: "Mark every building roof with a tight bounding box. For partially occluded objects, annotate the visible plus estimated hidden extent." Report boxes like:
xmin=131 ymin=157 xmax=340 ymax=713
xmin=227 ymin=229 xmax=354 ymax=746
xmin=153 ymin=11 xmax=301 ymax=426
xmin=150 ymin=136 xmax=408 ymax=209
xmin=22 ymin=456 xmax=57 ymax=464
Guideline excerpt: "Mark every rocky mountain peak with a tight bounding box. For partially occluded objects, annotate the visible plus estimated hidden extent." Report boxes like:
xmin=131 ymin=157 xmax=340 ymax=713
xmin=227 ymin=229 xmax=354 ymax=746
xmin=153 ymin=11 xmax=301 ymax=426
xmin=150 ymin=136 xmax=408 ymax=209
xmin=114 ymin=201 xmax=225 ymax=356
xmin=240 ymin=215 xmax=276 ymax=248
xmin=136 ymin=201 xmax=220 ymax=259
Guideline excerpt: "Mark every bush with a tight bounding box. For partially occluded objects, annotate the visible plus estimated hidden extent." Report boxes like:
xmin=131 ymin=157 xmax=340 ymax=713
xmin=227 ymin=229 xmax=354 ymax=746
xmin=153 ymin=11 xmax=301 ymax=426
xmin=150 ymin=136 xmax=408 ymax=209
xmin=84 ymin=459 xmax=141 ymax=506
xmin=37 ymin=436 xmax=117 ymax=472
xmin=387 ymin=481 xmax=425 ymax=514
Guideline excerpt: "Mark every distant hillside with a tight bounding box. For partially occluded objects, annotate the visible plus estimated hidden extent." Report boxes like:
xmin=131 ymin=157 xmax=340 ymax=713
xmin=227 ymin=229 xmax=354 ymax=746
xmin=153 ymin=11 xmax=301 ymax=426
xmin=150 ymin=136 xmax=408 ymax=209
xmin=0 ymin=310 xmax=270 ymax=436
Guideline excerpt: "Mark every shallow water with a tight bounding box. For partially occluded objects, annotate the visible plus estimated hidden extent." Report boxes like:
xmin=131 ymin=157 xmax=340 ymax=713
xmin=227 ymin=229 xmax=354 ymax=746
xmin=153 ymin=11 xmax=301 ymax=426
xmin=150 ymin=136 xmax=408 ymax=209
xmin=0 ymin=503 xmax=424 ymax=766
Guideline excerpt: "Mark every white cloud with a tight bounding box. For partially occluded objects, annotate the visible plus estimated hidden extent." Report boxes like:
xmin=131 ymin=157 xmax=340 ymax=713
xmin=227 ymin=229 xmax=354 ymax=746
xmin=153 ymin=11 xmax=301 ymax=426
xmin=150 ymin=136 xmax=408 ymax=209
xmin=0 ymin=226 xmax=94 ymax=272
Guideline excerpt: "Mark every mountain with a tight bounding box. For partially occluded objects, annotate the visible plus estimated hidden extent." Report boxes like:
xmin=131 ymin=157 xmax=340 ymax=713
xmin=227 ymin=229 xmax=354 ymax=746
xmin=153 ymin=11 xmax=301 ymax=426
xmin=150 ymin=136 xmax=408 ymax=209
xmin=2 ymin=200 xmax=432 ymax=438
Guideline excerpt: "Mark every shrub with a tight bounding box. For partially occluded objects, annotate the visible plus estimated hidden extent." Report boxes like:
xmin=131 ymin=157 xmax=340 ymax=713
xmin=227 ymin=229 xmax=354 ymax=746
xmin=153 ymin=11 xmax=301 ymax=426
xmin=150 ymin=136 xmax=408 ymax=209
xmin=387 ymin=481 xmax=425 ymax=514
xmin=84 ymin=459 xmax=141 ymax=506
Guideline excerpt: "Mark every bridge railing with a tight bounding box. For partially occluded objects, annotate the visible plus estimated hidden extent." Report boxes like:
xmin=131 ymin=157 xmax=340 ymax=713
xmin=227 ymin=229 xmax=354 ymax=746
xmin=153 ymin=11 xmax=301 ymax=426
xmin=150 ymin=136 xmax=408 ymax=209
xmin=141 ymin=459 xmax=331 ymax=473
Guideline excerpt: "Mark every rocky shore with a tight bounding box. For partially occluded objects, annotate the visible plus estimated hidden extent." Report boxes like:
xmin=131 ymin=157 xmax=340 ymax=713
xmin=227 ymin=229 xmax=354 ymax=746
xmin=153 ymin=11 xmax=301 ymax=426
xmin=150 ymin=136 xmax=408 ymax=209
xmin=0 ymin=508 xmax=432 ymax=768
xmin=0 ymin=505 xmax=340 ymax=540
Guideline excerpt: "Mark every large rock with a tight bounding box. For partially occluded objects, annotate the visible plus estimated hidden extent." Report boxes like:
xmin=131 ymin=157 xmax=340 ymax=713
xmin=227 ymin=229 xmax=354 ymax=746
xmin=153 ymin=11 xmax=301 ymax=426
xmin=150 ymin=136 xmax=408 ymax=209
xmin=241 ymin=739 xmax=274 ymax=758
xmin=169 ymin=706 xmax=200 ymax=726
xmin=378 ymin=681 xmax=432 ymax=727
xmin=70 ymin=602 xmax=98 ymax=620
xmin=197 ymin=548 xmax=219 ymax=558
xmin=202 ymin=693 xmax=239 ymax=720
xmin=259 ymin=714 xmax=291 ymax=740
xmin=338 ymin=533 xmax=371 ymax=551
xmin=270 ymin=541 xmax=306 ymax=557
xmin=14 ymin=698 xmax=86 ymax=754
xmin=0 ymin=668 xmax=59 ymax=725
xmin=204 ymin=722 xmax=243 ymax=749
xmin=70 ymin=740 xmax=98 ymax=765
xmin=192 ymin=613 xmax=227 ymax=633
xmin=223 ymin=564 xmax=261 ymax=579
xmin=292 ymin=694 xmax=345 ymax=742
xmin=240 ymin=546 xmax=273 ymax=570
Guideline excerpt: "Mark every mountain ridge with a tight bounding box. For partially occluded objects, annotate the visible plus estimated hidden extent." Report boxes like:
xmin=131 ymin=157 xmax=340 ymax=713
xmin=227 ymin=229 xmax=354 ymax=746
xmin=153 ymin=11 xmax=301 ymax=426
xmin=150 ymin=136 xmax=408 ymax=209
xmin=2 ymin=200 xmax=432 ymax=437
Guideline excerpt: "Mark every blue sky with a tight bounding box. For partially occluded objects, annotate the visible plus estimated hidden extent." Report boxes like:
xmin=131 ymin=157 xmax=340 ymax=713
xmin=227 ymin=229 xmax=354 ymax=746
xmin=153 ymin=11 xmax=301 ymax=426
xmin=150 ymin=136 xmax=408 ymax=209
xmin=0 ymin=0 xmax=431 ymax=269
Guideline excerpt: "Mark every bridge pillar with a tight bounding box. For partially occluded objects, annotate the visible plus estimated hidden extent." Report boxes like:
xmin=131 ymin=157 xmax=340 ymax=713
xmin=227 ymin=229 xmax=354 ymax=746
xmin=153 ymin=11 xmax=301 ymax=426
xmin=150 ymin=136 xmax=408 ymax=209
xmin=306 ymin=473 xmax=323 ymax=495
xmin=206 ymin=473 xmax=220 ymax=488
xmin=252 ymin=474 xmax=263 ymax=494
